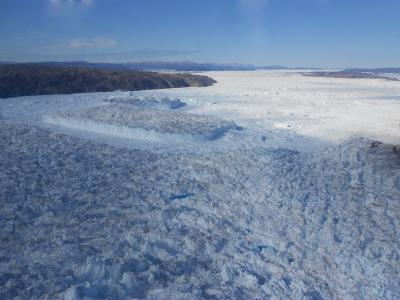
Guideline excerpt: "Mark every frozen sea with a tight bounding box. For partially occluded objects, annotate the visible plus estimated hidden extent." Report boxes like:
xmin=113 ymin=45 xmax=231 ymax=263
xmin=0 ymin=71 xmax=399 ymax=299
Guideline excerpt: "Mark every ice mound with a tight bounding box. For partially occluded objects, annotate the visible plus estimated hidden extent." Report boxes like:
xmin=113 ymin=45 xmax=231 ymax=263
xmin=105 ymin=95 xmax=186 ymax=110
xmin=44 ymin=104 xmax=243 ymax=141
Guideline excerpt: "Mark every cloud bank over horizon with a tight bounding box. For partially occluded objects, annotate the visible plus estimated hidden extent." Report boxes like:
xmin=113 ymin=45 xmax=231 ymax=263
xmin=67 ymin=37 xmax=117 ymax=49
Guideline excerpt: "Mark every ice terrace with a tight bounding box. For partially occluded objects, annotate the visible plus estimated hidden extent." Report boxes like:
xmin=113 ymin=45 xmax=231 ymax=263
xmin=44 ymin=104 xmax=243 ymax=143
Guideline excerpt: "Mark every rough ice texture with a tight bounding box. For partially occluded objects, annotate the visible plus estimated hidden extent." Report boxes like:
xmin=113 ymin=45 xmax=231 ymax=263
xmin=1 ymin=121 xmax=399 ymax=299
xmin=104 ymin=95 xmax=187 ymax=110
xmin=45 ymin=105 xmax=242 ymax=141
xmin=1 ymin=71 xmax=400 ymax=299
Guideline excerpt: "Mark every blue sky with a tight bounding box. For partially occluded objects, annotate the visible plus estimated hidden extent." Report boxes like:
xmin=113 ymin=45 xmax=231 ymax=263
xmin=0 ymin=0 xmax=399 ymax=67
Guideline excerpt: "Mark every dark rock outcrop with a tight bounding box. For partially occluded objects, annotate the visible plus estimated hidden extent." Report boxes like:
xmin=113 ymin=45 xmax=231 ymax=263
xmin=0 ymin=64 xmax=216 ymax=98
xmin=303 ymin=71 xmax=399 ymax=81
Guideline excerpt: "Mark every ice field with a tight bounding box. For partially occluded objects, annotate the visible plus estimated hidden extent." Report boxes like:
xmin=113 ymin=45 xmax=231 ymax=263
xmin=1 ymin=71 xmax=400 ymax=299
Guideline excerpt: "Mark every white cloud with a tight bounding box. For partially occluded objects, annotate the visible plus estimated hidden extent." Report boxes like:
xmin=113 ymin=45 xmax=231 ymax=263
xmin=68 ymin=38 xmax=117 ymax=49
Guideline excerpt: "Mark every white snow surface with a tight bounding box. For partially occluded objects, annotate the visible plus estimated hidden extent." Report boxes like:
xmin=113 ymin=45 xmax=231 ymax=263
xmin=0 ymin=71 xmax=400 ymax=299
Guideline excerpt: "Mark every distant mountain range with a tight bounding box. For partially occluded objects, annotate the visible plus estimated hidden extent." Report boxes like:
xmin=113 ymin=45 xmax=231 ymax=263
xmin=0 ymin=61 xmax=320 ymax=72
xmin=18 ymin=61 xmax=131 ymax=71
xmin=127 ymin=61 xmax=258 ymax=71
xmin=2 ymin=60 xmax=399 ymax=74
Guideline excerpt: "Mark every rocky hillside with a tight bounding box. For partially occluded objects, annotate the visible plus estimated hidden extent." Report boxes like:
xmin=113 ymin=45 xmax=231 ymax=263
xmin=0 ymin=64 xmax=216 ymax=98
xmin=304 ymin=71 xmax=399 ymax=81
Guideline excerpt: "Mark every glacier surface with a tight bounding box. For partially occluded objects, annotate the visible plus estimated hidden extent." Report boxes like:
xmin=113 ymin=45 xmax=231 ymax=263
xmin=0 ymin=71 xmax=400 ymax=299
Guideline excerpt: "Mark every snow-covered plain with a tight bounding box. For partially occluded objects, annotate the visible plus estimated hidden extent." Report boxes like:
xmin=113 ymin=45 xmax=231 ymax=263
xmin=0 ymin=71 xmax=400 ymax=299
